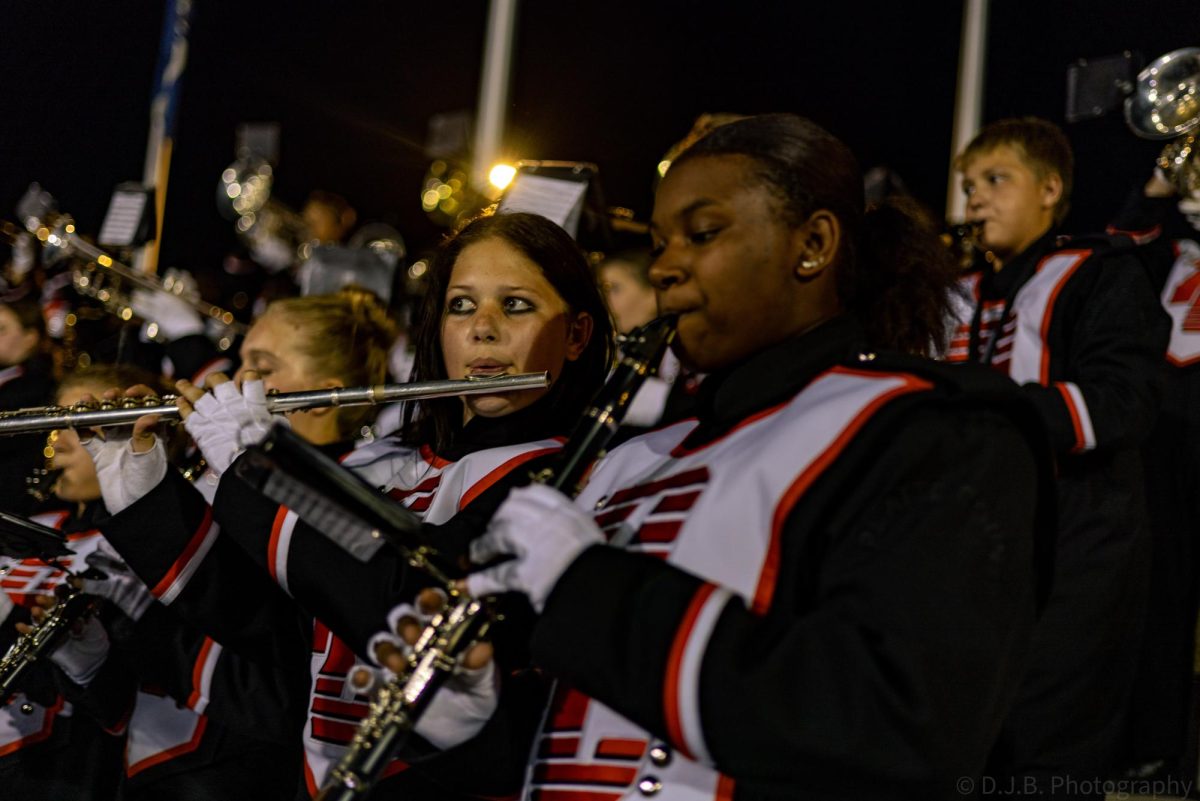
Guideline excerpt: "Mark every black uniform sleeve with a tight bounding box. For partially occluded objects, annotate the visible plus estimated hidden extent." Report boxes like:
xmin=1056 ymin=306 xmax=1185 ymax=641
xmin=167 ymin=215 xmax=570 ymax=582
xmin=118 ymin=603 xmax=308 ymax=745
xmin=1019 ymin=251 xmax=1169 ymax=454
xmin=1108 ymin=188 xmax=1179 ymax=290
xmin=101 ymin=469 xmax=310 ymax=665
xmin=219 ymin=449 xmax=558 ymax=663
xmin=531 ymin=406 xmax=1042 ymax=795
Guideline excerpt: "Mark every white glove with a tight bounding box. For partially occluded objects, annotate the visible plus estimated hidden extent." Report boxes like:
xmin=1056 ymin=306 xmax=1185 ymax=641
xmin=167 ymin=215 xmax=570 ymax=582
xmin=413 ymin=658 xmax=498 ymax=750
xmin=183 ymin=379 xmax=280 ymax=476
xmin=49 ymin=614 xmax=109 ymax=688
xmin=466 ymin=484 xmax=603 ymax=612
xmin=81 ymin=434 xmax=168 ymax=516
xmin=0 ymin=592 xmax=13 ymax=626
xmin=81 ymin=541 xmax=154 ymax=621
xmin=130 ymin=269 xmax=205 ymax=341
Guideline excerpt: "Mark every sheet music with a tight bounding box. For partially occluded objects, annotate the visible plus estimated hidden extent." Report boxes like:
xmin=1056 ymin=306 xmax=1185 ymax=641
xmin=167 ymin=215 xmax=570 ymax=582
xmin=498 ymin=174 xmax=588 ymax=236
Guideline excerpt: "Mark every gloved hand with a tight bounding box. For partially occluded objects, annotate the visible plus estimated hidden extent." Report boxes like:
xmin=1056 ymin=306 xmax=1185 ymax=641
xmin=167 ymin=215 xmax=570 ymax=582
xmin=0 ymin=591 xmax=13 ymax=625
xmin=81 ymin=433 xmax=168 ymax=516
xmin=359 ymin=592 xmax=498 ymax=751
xmin=466 ymin=484 xmax=603 ymax=612
xmin=80 ymin=541 xmax=154 ymax=621
xmin=413 ymin=658 xmax=498 ymax=750
xmin=180 ymin=377 xmax=280 ymax=476
xmin=130 ymin=268 xmax=205 ymax=341
xmin=49 ymin=614 xmax=110 ymax=688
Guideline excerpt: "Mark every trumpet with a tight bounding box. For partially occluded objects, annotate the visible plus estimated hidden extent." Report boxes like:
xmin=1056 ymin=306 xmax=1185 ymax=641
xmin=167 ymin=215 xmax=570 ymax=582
xmin=16 ymin=185 xmax=248 ymax=339
xmin=0 ymin=373 xmax=551 ymax=437
xmin=316 ymin=316 xmax=678 ymax=801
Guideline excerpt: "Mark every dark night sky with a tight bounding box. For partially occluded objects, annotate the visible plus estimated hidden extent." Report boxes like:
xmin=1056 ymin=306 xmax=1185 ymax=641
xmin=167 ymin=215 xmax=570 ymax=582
xmin=1 ymin=0 xmax=1197 ymax=274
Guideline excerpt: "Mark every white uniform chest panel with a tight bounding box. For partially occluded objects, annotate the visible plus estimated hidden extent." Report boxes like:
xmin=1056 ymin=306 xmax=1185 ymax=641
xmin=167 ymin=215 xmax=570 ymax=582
xmin=534 ymin=369 xmax=931 ymax=800
xmin=581 ymin=370 xmax=924 ymax=603
xmin=1162 ymin=240 xmax=1200 ymax=366
xmin=1007 ymin=250 xmax=1090 ymax=384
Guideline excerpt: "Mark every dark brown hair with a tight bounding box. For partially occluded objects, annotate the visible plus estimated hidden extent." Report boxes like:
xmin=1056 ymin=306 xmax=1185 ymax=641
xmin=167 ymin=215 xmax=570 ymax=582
xmin=404 ymin=212 xmax=614 ymax=453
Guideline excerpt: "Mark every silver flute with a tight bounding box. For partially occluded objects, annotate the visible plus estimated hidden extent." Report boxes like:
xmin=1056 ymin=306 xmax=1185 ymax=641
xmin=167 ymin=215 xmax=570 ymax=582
xmin=0 ymin=373 xmax=551 ymax=437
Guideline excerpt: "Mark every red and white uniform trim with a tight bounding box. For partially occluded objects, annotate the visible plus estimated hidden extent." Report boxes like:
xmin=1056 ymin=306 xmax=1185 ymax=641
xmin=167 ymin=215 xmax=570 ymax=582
xmin=1002 ymin=249 xmax=1091 ymax=384
xmin=151 ymin=508 xmax=220 ymax=605
xmin=124 ymin=638 xmax=216 ymax=777
xmin=268 ymin=508 xmax=300 ymax=596
xmin=663 ymin=583 xmax=733 ymax=764
xmin=297 ymin=436 xmax=564 ymax=795
xmin=1160 ymin=238 xmax=1200 ymax=366
xmin=525 ymin=368 xmax=932 ymax=801
xmin=1055 ymin=381 xmax=1096 ymax=453
xmin=0 ymin=514 xmax=105 ymax=757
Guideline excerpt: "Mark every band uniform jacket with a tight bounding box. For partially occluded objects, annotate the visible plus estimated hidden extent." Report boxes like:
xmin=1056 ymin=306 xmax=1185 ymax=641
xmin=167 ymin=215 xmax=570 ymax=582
xmin=1106 ymin=193 xmax=1200 ymax=766
xmin=101 ymin=412 xmax=569 ymax=800
xmin=508 ymin=316 xmax=1055 ymax=801
xmin=945 ymin=230 xmax=1170 ymax=778
xmin=0 ymin=506 xmax=124 ymax=801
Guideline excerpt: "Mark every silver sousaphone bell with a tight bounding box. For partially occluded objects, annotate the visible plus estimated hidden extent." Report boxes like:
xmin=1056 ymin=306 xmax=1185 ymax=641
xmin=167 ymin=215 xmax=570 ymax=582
xmin=1125 ymin=47 xmax=1200 ymax=196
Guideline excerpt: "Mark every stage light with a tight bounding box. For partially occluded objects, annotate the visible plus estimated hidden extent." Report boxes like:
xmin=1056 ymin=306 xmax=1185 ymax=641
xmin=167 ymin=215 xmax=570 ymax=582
xmin=488 ymin=163 xmax=517 ymax=190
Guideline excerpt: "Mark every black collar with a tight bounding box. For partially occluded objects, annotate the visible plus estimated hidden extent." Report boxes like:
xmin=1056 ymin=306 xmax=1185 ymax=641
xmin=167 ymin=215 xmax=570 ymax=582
xmin=979 ymin=229 xmax=1059 ymax=299
xmin=437 ymin=396 xmax=565 ymax=462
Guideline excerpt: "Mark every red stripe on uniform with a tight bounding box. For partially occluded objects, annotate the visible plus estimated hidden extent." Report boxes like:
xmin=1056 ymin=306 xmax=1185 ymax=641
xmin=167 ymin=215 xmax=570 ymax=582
xmin=754 ymin=369 xmax=933 ymax=613
xmin=532 ymin=763 xmax=638 ymax=786
xmin=419 ymin=444 xmax=454 ymax=469
xmin=538 ymin=735 xmax=581 ymax=757
xmin=1055 ymin=383 xmax=1088 ymax=454
xmin=652 ymin=490 xmax=702 ymax=514
xmin=593 ymin=738 xmax=647 ymax=760
xmin=717 ymin=774 xmax=736 ymax=800
xmin=126 ymin=715 xmax=208 ymax=777
xmin=545 ymin=688 xmax=590 ymax=732
xmin=634 ymin=520 xmax=683 ymax=544
xmin=0 ymin=695 xmax=64 ymax=757
xmin=151 ymin=507 xmax=214 ymax=598
xmin=671 ymin=402 xmax=791 ymax=458
xmin=608 ymin=466 xmax=711 ymax=505
xmin=593 ymin=504 xmax=637 ymax=528
xmin=267 ymin=506 xmax=289 ymax=584
xmin=311 ymin=696 xmax=368 ymax=720
xmin=186 ymin=637 xmax=216 ymax=709
xmin=310 ymin=717 xmax=360 ymax=743
xmin=459 ymin=445 xmax=563 ymax=510
xmin=1036 ymin=250 xmax=1090 ymax=385
xmin=662 ymin=582 xmax=719 ymax=760
xmin=531 ymin=791 xmax=622 ymax=801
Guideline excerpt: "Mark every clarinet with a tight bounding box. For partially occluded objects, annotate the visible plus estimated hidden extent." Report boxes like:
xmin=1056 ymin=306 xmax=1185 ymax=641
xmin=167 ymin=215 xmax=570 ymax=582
xmin=0 ymin=582 xmax=98 ymax=706
xmin=316 ymin=315 xmax=677 ymax=801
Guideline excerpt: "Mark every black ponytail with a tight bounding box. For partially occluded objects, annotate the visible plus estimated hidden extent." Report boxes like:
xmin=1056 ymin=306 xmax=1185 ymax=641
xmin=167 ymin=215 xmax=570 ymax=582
xmin=676 ymin=113 xmax=959 ymax=356
xmin=850 ymin=196 xmax=961 ymax=356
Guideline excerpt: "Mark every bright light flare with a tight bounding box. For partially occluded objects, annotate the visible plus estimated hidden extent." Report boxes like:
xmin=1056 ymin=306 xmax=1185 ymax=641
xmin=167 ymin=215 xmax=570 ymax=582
xmin=488 ymin=163 xmax=517 ymax=191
